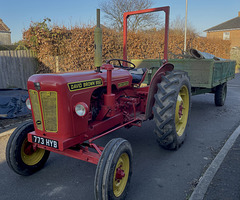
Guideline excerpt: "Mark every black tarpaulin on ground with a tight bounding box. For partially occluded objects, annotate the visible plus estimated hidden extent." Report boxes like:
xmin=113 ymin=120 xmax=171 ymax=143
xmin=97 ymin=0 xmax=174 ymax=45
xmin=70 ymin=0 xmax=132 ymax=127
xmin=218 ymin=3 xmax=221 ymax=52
xmin=0 ymin=89 xmax=31 ymax=118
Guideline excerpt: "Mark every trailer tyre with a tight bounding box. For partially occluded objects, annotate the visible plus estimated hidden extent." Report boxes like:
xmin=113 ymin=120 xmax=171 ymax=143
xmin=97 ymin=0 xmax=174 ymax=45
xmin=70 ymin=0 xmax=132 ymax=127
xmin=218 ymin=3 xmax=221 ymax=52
xmin=6 ymin=121 xmax=50 ymax=176
xmin=153 ymin=70 xmax=191 ymax=150
xmin=94 ymin=138 xmax=133 ymax=200
xmin=215 ymin=83 xmax=227 ymax=106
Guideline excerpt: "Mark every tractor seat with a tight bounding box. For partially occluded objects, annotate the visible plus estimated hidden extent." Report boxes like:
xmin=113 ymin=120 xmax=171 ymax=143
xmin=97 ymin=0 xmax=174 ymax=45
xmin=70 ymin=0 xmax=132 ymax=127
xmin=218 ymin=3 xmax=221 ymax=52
xmin=129 ymin=68 xmax=147 ymax=84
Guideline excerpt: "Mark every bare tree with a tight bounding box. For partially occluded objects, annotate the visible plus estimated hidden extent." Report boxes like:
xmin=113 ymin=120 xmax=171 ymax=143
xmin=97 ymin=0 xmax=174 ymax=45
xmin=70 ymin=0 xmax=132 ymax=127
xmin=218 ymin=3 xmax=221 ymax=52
xmin=100 ymin=0 xmax=161 ymax=31
xmin=170 ymin=15 xmax=197 ymax=35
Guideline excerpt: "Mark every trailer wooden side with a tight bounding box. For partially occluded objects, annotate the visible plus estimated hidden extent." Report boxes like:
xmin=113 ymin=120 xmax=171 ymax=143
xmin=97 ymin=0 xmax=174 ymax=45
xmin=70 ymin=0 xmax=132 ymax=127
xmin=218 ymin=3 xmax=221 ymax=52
xmin=132 ymin=59 xmax=236 ymax=89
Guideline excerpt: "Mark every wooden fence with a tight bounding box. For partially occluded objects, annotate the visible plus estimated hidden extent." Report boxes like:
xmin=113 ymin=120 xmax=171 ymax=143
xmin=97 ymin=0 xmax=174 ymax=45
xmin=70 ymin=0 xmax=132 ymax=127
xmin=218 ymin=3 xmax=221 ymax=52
xmin=0 ymin=50 xmax=38 ymax=89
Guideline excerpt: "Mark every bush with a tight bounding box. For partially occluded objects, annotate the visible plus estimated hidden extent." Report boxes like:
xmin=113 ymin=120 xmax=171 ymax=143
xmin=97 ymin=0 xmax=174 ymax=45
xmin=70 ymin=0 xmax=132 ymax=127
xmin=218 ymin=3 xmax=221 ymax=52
xmin=22 ymin=20 xmax=231 ymax=73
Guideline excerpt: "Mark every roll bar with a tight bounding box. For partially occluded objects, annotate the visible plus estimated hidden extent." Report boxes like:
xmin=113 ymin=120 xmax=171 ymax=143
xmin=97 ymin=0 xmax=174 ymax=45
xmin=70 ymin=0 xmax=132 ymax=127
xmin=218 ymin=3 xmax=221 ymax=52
xmin=123 ymin=6 xmax=170 ymax=62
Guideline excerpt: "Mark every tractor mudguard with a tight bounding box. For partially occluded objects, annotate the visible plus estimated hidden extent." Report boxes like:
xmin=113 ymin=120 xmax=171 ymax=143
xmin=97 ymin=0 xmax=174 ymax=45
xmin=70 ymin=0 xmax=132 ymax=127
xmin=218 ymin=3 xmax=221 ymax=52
xmin=145 ymin=63 xmax=174 ymax=120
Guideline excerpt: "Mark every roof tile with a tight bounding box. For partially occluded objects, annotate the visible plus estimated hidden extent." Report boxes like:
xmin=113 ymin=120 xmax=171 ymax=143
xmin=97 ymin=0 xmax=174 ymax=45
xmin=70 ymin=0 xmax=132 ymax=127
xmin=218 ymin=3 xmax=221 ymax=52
xmin=204 ymin=16 xmax=240 ymax=32
xmin=0 ymin=19 xmax=10 ymax=32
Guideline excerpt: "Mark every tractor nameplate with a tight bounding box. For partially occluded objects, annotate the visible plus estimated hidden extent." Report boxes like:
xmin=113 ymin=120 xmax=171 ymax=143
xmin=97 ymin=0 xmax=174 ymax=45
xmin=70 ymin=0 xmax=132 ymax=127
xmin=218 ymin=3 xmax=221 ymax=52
xmin=118 ymin=81 xmax=129 ymax=88
xmin=68 ymin=78 xmax=103 ymax=92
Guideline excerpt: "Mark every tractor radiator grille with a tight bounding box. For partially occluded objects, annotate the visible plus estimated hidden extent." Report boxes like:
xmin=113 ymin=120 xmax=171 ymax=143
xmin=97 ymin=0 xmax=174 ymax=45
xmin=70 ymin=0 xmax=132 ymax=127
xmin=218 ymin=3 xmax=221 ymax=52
xmin=29 ymin=90 xmax=58 ymax=132
xmin=29 ymin=90 xmax=43 ymax=131
xmin=40 ymin=91 xmax=58 ymax=132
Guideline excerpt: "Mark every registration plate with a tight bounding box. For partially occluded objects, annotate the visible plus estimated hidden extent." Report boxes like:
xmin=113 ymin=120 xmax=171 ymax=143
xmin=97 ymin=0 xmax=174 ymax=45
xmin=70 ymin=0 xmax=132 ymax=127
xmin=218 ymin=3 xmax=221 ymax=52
xmin=32 ymin=135 xmax=58 ymax=149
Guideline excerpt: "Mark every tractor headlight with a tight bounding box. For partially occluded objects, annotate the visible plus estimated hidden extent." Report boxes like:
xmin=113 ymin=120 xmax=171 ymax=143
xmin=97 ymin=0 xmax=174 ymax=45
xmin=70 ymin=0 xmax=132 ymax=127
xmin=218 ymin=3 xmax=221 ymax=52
xmin=26 ymin=98 xmax=31 ymax=110
xmin=75 ymin=102 xmax=88 ymax=117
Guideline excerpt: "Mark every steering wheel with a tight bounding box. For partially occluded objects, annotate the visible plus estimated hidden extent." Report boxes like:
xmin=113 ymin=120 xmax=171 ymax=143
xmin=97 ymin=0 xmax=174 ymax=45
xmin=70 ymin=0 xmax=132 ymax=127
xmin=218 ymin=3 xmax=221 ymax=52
xmin=106 ymin=59 xmax=136 ymax=70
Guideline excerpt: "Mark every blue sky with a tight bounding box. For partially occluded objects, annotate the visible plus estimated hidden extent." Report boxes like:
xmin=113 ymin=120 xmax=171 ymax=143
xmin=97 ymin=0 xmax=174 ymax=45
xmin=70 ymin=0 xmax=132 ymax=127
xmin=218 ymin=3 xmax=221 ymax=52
xmin=1 ymin=0 xmax=240 ymax=43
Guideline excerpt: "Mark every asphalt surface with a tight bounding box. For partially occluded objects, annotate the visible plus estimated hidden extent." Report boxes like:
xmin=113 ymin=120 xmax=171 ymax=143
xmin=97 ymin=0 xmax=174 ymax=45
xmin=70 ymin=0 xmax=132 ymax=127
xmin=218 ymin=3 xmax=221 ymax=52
xmin=204 ymin=134 xmax=240 ymax=200
xmin=190 ymin=121 xmax=240 ymax=200
xmin=0 ymin=74 xmax=240 ymax=200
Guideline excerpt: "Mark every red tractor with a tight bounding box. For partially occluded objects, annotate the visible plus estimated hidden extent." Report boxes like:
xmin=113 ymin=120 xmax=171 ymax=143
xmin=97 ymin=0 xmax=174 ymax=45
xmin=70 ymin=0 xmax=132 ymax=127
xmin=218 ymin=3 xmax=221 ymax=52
xmin=6 ymin=6 xmax=191 ymax=200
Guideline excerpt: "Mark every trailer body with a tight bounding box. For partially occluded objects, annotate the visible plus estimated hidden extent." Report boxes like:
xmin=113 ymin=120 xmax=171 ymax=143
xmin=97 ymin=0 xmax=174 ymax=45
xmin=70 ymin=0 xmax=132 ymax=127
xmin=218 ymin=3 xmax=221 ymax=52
xmin=132 ymin=58 xmax=236 ymax=95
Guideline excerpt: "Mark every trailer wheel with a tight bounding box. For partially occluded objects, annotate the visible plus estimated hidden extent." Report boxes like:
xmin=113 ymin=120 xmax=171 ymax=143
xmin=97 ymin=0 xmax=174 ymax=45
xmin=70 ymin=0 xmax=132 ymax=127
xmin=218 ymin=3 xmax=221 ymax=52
xmin=215 ymin=83 xmax=227 ymax=106
xmin=153 ymin=70 xmax=191 ymax=150
xmin=94 ymin=138 xmax=133 ymax=200
xmin=6 ymin=121 xmax=50 ymax=176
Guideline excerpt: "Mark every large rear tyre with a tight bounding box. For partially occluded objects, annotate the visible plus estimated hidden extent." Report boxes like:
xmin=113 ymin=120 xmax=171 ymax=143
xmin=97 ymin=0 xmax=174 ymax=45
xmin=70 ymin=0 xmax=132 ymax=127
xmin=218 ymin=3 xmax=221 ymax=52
xmin=6 ymin=121 xmax=50 ymax=176
xmin=153 ymin=70 xmax=191 ymax=150
xmin=94 ymin=138 xmax=133 ymax=200
xmin=215 ymin=82 xmax=227 ymax=106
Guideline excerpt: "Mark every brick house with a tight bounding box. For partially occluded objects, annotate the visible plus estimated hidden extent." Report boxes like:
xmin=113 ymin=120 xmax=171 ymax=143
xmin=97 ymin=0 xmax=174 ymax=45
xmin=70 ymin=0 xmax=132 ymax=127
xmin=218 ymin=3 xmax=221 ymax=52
xmin=204 ymin=12 xmax=240 ymax=48
xmin=0 ymin=19 xmax=11 ymax=45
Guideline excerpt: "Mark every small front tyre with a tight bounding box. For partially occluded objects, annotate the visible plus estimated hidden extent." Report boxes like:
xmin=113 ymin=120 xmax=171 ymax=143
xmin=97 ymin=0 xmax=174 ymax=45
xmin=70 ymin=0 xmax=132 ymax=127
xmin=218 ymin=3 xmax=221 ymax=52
xmin=94 ymin=138 xmax=133 ymax=200
xmin=6 ymin=121 xmax=50 ymax=176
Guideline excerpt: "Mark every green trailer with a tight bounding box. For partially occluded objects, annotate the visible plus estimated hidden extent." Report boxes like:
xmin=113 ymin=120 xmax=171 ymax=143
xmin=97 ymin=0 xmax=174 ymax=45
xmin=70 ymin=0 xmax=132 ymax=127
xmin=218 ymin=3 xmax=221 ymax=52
xmin=132 ymin=58 xmax=236 ymax=106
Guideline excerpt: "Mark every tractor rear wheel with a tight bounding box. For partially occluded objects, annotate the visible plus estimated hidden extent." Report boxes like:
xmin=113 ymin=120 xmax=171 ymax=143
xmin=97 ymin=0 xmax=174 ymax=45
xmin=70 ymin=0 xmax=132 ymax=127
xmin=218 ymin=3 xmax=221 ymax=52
xmin=6 ymin=121 xmax=50 ymax=176
xmin=94 ymin=138 xmax=133 ymax=200
xmin=153 ymin=70 xmax=191 ymax=150
xmin=215 ymin=82 xmax=227 ymax=106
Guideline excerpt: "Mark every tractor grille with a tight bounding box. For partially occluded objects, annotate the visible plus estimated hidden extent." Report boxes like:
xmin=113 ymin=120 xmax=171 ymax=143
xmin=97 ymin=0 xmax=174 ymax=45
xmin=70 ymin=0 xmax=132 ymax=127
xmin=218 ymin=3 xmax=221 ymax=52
xmin=29 ymin=90 xmax=58 ymax=132
xmin=40 ymin=91 xmax=58 ymax=132
xmin=29 ymin=90 xmax=43 ymax=131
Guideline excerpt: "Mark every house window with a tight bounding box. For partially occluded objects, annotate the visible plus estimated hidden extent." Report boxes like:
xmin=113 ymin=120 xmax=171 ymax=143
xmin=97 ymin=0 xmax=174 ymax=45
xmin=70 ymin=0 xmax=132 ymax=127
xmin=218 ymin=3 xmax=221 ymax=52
xmin=223 ymin=32 xmax=230 ymax=40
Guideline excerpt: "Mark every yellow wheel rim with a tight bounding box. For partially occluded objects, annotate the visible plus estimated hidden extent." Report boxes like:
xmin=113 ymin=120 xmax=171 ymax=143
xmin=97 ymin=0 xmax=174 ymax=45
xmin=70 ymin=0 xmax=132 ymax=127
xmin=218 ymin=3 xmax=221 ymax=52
xmin=113 ymin=153 xmax=130 ymax=197
xmin=175 ymin=85 xmax=189 ymax=137
xmin=21 ymin=139 xmax=45 ymax=166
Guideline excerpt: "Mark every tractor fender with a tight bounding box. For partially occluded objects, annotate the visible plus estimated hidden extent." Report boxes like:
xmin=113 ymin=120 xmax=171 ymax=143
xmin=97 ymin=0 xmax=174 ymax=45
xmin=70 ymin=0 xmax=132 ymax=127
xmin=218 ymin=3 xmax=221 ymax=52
xmin=145 ymin=63 xmax=174 ymax=120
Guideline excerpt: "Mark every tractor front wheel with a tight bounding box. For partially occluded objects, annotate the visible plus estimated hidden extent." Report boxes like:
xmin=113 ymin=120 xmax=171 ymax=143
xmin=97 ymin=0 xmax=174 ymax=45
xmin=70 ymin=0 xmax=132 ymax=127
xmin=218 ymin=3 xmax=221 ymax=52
xmin=6 ymin=121 xmax=50 ymax=176
xmin=94 ymin=138 xmax=133 ymax=200
xmin=153 ymin=70 xmax=191 ymax=150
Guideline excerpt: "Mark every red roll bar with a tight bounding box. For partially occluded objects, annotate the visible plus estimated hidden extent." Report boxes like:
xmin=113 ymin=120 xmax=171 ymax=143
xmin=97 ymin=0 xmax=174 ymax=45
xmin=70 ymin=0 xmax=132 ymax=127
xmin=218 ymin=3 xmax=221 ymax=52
xmin=123 ymin=6 xmax=170 ymax=62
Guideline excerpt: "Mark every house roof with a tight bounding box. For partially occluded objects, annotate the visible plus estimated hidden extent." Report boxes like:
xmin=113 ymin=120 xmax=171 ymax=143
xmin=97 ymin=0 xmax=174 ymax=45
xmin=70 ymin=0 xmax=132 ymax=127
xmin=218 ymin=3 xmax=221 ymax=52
xmin=204 ymin=13 xmax=240 ymax=32
xmin=0 ymin=19 xmax=10 ymax=32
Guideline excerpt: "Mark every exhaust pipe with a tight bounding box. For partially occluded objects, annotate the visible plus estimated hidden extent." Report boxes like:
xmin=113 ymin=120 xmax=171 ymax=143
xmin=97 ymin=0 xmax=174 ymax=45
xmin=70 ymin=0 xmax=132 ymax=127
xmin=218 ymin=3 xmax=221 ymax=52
xmin=94 ymin=9 xmax=102 ymax=68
